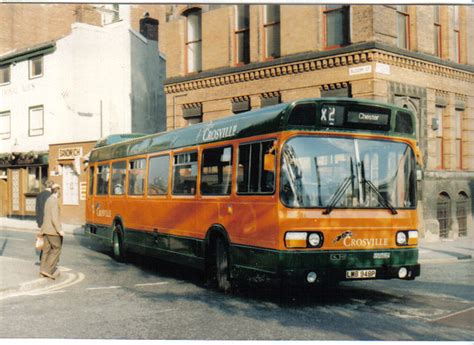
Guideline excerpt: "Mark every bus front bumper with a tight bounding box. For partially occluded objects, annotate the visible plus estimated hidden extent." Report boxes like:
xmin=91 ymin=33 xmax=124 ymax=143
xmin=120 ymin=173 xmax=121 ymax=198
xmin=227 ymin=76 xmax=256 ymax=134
xmin=231 ymin=246 xmax=420 ymax=286
xmin=280 ymin=264 xmax=420 ymax=286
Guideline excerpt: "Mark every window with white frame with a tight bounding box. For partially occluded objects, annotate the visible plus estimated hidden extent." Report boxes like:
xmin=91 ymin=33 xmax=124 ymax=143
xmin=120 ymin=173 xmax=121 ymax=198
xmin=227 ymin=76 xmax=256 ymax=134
xmin=185 ymin=9 xmax=202 ymax=73
xmin=0 ymin=111 xmax=11 ymax=139
xmin=263 ymin=5 xmax=280 ymax=59
xmin=29 ymin=56 xmax=43 ymax=79
xmin=29 ymin=106 xmax=44 ymax=136
xmin=0 ymin=65 xmax=11 ymax=85
xmin=100 ymin=4 xmax=120 ymax=25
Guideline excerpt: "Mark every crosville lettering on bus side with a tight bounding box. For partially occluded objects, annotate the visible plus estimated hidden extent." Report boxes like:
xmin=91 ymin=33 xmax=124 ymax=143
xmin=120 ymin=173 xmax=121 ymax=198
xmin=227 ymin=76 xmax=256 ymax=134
xmin=96 ymin=209 xmax=112 ymax=217
xmin=202 ymin=124 xmax=238 ymax=142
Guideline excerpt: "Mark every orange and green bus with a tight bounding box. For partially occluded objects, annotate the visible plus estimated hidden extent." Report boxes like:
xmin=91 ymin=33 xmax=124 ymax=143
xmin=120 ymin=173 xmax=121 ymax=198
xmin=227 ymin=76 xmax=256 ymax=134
xmin=85 ymin=98 xmax=422 ymax=291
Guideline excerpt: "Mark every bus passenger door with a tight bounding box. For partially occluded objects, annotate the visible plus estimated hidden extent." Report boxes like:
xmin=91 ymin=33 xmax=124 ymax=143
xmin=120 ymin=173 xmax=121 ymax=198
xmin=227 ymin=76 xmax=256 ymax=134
xmin=226 ymin=140 xmax=279 ymax=249
xmin=85 ymin=165 xmax=96 ymax=227
xmin=93 ymin=163 xmax=112 ymax=237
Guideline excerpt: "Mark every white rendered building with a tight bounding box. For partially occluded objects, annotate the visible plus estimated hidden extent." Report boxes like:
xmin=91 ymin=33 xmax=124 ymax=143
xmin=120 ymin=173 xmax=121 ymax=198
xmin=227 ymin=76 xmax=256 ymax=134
xmin=0 ymin=17 xmax=166 ymax=218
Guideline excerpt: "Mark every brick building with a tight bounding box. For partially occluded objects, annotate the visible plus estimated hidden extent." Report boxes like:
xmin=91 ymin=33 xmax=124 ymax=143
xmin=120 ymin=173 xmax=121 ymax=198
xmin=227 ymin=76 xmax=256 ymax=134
xmin=0 ymin=4 xmax=166 ymax=54
xmin=160 ymin=4 xmax=474 ymax=240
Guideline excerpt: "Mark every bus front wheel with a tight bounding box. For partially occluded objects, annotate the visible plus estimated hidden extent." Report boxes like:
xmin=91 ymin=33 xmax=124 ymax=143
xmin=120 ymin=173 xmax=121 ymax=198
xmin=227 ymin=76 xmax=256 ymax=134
xmin=112 ymin=224 xmax=126 ymax=262
xmin=215 ymin=236 xmax=232 ymax=293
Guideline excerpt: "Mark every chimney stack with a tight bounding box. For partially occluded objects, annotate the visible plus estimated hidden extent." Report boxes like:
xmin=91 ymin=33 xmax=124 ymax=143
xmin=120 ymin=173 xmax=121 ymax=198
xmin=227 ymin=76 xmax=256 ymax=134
xmin=139 ymin=13 xmax=159 ymax=41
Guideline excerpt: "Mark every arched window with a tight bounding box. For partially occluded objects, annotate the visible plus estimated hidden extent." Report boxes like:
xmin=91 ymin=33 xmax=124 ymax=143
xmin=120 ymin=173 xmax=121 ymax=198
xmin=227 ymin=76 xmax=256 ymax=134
xmin=456 ymin=192 xmax=469 ymax=237
xmin=437 ymin=192 xmax=451 ymax=238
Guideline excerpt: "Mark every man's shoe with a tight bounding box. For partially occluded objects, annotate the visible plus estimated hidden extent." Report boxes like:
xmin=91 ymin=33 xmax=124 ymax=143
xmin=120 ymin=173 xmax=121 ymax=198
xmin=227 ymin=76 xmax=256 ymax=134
xmin=40 ymin=271 xmax=55 ymax=280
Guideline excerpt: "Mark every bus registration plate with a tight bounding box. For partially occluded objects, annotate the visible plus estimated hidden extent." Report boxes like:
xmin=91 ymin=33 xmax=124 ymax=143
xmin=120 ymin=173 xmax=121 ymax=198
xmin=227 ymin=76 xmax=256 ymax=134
xmin=346 ymin=269 xmax=376 ymax=279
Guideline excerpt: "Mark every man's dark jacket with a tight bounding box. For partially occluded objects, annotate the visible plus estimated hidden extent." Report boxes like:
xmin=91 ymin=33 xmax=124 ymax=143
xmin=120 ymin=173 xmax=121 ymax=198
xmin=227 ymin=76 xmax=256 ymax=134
xmin=36 ymin=190 xmax=51 ymax=227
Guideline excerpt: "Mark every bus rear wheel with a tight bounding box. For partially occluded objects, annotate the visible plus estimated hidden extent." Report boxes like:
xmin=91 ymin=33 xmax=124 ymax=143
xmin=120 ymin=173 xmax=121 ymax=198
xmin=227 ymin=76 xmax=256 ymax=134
xmin=215 ymin=236 xmax=232 ymax=293
xmin=112 ymin=224 xmax=126 ymax=262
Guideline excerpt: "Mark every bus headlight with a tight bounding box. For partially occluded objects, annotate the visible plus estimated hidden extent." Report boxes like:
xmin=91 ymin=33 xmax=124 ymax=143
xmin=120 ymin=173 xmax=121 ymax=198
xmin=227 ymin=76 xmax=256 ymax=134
xmin=396 ymin=231 xmax=407 ymax=246
xmin=285 ymin=232 xmax=324 ymax=248
xmin=308 ymin=232 xmax=323 ymax=248
xmin=285 ymin=232 xmax=307 ymax=248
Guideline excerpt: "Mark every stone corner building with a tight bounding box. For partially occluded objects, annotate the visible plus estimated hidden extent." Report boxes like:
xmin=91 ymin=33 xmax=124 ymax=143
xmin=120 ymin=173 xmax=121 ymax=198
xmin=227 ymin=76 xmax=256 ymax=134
xmin=160 ymin=4 xmax=474 ymax=240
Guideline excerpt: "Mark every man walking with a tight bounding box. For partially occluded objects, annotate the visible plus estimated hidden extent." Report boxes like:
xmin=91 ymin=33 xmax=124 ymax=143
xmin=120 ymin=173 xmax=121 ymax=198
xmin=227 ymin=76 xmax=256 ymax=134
xmin=39 ymin=184 xmax=64 ymax=279
xmin=35 ymin=180 xmax=53 ymax=263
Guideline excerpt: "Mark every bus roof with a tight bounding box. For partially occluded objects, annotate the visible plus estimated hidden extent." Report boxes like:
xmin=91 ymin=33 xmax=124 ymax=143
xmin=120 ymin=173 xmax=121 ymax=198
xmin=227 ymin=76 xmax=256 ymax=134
xmin=89 ymin=98 xmax=416 ymax=163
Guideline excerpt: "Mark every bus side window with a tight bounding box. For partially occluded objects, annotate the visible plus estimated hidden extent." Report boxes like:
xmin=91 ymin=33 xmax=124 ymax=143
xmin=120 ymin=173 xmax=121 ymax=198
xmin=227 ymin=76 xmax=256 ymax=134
xmin=88 ymin=166 xmax=95 ymax=196
xmin=128 ymin=159 xmax=146 ymax=195
xmin=237 ymin=140 xmax=275 ymax=194
xmin=111 ymin=161 xmax=127 ymax=195
xmin=201 ymin=146 xmax=232 ymax=195
xmin=172 ymin=152 xmax=197 ymax=195
xmin=97 ymin=164 xmax=110 ymax=195
xmin=394 ymin=111 xmax=414 ymax=134
xmin=148 ymin=155 xmax=170 ymax=195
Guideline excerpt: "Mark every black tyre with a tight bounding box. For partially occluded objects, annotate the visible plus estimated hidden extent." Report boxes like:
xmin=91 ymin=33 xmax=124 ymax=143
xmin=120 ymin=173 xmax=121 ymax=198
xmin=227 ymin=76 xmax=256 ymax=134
xmin=215 ymin=236 xmax=232 ymax=292
xmin=112 ymin=223 xmax=126 ymax=262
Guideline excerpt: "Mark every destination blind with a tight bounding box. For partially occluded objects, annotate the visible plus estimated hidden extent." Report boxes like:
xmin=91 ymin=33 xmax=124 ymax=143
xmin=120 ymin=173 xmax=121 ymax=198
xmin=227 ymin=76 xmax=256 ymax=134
xmin=319 ymin=104 xmax=391 ymax=131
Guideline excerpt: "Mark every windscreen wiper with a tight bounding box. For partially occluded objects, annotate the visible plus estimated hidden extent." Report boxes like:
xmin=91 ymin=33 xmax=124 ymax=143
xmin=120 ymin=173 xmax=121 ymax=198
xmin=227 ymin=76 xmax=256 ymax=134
xmin=323 ymin=158 xmax=354 ymax=215
xmin=363 ymin=179 xmax=398 ymax=215
xmin=360 ymin=161 xmax=398 ymax=215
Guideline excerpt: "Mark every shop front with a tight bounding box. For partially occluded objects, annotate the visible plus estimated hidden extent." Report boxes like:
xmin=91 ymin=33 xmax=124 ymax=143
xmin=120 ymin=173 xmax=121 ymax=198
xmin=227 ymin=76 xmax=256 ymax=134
xmin=48 ymin=141 xmax=96 ymax=225
xmin=0 ymin=151 xmax=49 ymax=219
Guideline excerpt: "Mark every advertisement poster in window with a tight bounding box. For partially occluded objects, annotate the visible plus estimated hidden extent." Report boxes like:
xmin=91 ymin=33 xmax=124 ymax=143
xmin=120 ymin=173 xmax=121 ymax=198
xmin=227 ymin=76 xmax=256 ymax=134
xmin=62 ymin=165 xmax=79 ymax=205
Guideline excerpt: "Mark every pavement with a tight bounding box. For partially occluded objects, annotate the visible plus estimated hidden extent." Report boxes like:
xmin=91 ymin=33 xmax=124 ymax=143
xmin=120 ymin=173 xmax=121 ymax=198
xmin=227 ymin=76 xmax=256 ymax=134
xmin=0 ymin=216 xmax=81 ymax=236
xmin=0 ymin=217 xmax=84 ymax=299
xmin=0 ymin=216 xmax=473 ymax=299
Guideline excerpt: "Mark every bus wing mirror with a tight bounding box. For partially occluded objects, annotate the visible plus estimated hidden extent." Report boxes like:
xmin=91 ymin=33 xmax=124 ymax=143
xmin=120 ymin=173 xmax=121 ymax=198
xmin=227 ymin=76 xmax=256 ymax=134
xmin=264 ymin=153 xmax=275 ymax=172
xmin=416 ymin=167 xmax=423 ymax=181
